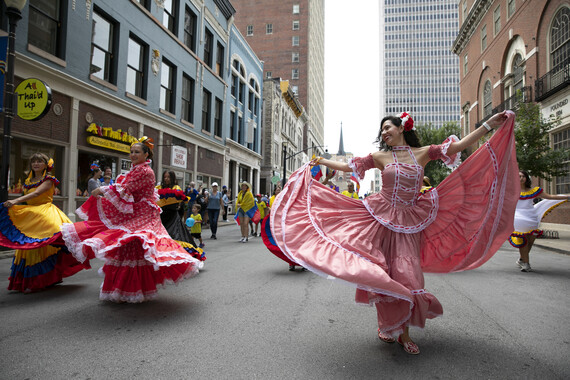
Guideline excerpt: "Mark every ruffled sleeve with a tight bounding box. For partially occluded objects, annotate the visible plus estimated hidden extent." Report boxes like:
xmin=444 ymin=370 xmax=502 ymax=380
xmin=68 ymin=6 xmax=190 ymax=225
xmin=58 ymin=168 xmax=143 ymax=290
xmin=428 ymin=135 xmax=461 ymax=169
xmin=348 ymin=154 xmax=375 ymax=181
xmin=99 ymin=167 xmax=147 ymax=214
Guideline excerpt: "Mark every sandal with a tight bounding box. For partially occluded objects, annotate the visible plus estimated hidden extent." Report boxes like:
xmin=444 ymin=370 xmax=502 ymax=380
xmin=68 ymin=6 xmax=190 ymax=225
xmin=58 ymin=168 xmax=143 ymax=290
xmin=377 ymin=329 xmax=395 ymax=343
xmin=397 ymin=335 xmax=420 ymax=355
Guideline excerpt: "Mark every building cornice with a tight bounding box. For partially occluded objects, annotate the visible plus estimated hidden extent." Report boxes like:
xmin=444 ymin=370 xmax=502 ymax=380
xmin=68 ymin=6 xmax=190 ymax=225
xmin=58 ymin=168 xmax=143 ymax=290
xmin=213 ymin=0 xmax=236 ymax=19
xmin=451 ymin=0 xmax=493 ymax=55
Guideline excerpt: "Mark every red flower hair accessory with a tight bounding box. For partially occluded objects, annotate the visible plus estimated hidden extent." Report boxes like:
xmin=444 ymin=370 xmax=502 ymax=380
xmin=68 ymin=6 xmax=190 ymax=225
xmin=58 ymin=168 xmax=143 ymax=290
xmin=398 ymin=112 xmax=415 ymax=131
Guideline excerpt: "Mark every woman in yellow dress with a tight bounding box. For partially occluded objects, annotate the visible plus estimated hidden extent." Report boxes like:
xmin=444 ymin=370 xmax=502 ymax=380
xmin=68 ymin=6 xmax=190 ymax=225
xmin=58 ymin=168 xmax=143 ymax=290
xmin=0 ymin=153 xmax=89 ymax=292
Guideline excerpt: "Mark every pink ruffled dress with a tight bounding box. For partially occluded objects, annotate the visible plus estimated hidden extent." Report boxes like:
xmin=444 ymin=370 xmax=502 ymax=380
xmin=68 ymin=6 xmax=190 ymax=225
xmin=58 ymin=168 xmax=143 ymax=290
xmin=61 ymin=161 xmax=200 ymax=303
xmin=270 ymin=111 xmax=519 ymax=336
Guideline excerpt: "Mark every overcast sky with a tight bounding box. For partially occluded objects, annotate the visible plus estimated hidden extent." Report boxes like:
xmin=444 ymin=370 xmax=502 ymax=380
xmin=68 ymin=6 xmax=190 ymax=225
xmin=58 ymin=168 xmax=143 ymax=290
xmin=323 ymin=0 xmax=380 ymax=193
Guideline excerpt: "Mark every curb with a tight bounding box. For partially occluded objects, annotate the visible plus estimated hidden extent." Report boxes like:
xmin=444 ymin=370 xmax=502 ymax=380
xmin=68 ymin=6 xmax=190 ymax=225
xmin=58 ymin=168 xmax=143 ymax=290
xmin=533 ymin=242 xmax=570 ymax=256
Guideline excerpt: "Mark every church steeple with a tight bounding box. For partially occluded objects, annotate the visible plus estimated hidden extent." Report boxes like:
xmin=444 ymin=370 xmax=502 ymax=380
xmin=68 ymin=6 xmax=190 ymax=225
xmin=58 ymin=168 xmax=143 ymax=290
xmin=337 ymin=122 xmax=346 ymax=156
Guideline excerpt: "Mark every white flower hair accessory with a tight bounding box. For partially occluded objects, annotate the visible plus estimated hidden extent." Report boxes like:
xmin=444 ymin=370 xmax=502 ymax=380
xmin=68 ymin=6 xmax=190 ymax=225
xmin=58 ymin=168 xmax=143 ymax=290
xmin=398 ymin=112 xmax=415 ymax=131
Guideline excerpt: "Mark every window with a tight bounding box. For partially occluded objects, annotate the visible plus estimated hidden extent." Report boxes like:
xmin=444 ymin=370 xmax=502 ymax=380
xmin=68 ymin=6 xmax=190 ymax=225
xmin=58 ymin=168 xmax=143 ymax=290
xmin=91 ymin=10 xmax=116 ymax=83
xmin=292 ymin=36 xmax=299 ymax=46
xmin=204 ymin=29 xmax=213 ymax=68
xmin=162 ymin=0 xmax=176 ymax=34
xmin=214 ymin=98 xmax=223 ymax=137
xmin=266 ymin=71 xmax=272 ymax=79
xmin=512 ymin=54 xmax=524 ymax=93
xmin=462 ymin=0 xmax=467 ymax=23
xmin=28 ymin=0 xmax=63 ymax=57
xmin=553 ymin=129 xmax=570 ymax=193
xmin=291 ymin=85 xmax=298 ymax=95
xmin=238 ymin=116 xmax=244 ymax=144
xmin=231 ymin=74 xmax=237 ymax=97
xmin=292 ymin=52 xmax=299 ymax=62
xmin=239 ymin=81 xmax=245 ymax=103
xmin=184 ymin=6 xmax=197 ymax=52
xmin=293 ymin=4 xmax=300 ymax=14
xmin=508 ymin=0 xmax=515 ymax=19
xmin=216 ymin=42 xmax=224 ymax=76
xmin=202 ymin=89 xmax=211 ymax=132
xmin=463 ymin=54 xmax=468 ymax=76
xmin=248 ymin=90 xmax=253 ymax=112
xmin=292 ymin=69 xmax=299 ymax=79
xmin=135 ymin=0 xmax=150 ymax=9
xmin=481 ymin=25 xmax=487 ymax=51
xmin=292 ymin=20 xmax=300 ymax=30
xmin=266 ymin=24 xmax=273 ymax=34
xmin=551 ymin=7 xmax=570 ymax=71
xmin=126 ymin=36 xmax=146 ymax=99
xmin=160 ymin=59 xmax=175 ymax=113
xmin=483 ymin=80 xmax=492 ymax=117
xmin=493 ymin=6 xmax=501 ymax=35
xmin=230 ymin=110 xmax=236 ymax=140
xmin=182 ymin=74 xmax=194 ymax=123
xmin=247 ymin=25 xmax=253 ymax=36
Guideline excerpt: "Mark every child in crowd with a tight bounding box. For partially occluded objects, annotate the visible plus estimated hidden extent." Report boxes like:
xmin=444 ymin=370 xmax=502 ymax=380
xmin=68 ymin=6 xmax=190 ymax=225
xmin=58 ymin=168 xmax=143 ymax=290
xmin=103 ymin=176 xmax=112 ymax=186
xmin=190 ymin=204 xmax=204 ymax=248
xmin=253 ymin=194 xmax=267 ymax=237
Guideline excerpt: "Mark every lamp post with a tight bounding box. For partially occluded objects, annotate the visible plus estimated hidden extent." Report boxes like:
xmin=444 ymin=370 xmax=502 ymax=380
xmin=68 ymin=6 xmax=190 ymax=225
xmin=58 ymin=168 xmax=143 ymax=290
xmin=281 ymin=144 xmax=328 ymax=187
xmin=0 ymin=0 xmax=27 ymax=202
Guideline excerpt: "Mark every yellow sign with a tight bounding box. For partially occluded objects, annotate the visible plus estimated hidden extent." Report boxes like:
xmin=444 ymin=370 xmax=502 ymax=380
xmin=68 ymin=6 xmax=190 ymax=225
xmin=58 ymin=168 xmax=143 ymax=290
xmin=86 ymin=123 xmax=139 ymax=144
xmin=15 ymin=78 xmax=52 ymax=120
xmin=87 ymin=136 xmax=131 ymax=153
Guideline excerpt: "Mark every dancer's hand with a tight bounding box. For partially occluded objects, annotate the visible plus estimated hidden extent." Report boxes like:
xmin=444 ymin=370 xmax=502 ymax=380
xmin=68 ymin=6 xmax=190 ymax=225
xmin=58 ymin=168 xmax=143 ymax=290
xmin=487 ymin=110 xmax=509 ymax=129
xmin=310 ymin=156 xmax=322 ymax=166
xmin=91 ymin=188 xmax=103 ymax=197
xmin=3 ymin=200 xmax=15 ymax=208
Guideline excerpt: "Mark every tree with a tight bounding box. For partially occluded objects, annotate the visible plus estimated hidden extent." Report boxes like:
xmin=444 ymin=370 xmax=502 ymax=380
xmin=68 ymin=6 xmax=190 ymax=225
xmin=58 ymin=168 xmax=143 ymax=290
xmin=514 ymin=102 xmax=570 ymax=180
xmin=416 ymin=121 xmax=466 ymax=185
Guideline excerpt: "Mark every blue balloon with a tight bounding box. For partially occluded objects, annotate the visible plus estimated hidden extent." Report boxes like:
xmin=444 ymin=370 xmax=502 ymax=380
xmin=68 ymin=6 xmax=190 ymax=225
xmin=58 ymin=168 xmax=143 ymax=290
xmin=185 ymin=217 xmax=195 ymax=228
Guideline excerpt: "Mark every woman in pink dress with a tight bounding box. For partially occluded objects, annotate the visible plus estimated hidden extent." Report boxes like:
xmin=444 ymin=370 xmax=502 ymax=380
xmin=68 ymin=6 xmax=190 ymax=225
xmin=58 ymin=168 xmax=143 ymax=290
xmin=270 ymin=111 xmax=519 ymax=354
xmin=61 ymin=138 xmax=200 ymax=303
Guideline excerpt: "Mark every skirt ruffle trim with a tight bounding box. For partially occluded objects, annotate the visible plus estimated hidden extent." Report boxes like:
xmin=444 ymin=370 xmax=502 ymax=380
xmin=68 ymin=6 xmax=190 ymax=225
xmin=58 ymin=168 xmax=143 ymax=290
xmin=0 ymin=206 xmax=61 ymax=248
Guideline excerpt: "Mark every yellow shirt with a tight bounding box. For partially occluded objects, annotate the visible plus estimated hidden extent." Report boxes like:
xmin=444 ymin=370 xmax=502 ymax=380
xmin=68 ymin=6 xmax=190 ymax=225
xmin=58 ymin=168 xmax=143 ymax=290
xmin=190 ymin=213 xmax=202 ymax=233
xmin=341 ymin=190 xmax=359 ymax=199
xmin=257 ymin=201 xmax=267 ymax=219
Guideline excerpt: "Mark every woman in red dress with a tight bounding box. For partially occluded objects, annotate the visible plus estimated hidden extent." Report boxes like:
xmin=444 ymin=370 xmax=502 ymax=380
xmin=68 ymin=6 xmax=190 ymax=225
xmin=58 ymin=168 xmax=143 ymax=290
xmin=61 ymin=138 xmax=200 ymax=303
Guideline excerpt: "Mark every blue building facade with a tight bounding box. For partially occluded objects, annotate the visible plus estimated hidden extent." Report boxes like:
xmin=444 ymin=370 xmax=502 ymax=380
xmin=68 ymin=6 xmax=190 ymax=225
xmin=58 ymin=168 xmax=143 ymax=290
xmin=0 ymin=0 xmax=262 ymax=217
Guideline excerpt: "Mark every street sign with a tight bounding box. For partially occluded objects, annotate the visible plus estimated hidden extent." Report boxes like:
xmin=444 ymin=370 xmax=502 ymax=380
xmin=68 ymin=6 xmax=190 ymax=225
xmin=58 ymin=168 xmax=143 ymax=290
xmin=271 ymin=175 xmax=280 ymax=185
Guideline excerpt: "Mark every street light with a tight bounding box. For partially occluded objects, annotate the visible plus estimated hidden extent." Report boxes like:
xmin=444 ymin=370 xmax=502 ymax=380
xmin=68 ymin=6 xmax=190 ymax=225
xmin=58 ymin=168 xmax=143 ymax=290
xmin=282 ymin=144 xmax=328 ymax=186
xmin=0 ymin=0 xmax=27 ymax=201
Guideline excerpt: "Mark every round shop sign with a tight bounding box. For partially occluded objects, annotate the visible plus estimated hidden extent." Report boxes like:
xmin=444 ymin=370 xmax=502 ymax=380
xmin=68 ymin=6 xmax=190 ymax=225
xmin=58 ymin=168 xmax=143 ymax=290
xmin=15 ymin=78 xmax=52 ymax=121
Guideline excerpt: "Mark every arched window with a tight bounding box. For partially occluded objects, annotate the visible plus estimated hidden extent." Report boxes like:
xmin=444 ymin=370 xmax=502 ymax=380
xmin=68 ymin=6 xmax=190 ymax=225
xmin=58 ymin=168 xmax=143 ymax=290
xmin=512 ymin=54 xmax=524 ymax=93
xmin=551 ymin=7 xmax=570 ymax=70
xmin=483 ymin=80 xmax=492 ymax=117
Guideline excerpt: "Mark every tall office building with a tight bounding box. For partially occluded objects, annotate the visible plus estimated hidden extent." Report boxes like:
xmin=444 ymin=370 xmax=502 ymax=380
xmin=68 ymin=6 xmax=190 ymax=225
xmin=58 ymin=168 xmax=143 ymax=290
xmin=231 ymin=0 xmax=325 ymax=151
xmin=380 ymin=0 xmax=461 ymax=127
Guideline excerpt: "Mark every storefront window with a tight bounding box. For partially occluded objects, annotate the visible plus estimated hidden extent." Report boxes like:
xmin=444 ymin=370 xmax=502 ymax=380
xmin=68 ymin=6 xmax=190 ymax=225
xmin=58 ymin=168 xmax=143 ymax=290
xmin=77 ymin=151 xmax=118 ymax=197
xmin=2 ymin=139 xmax=64 ymax=195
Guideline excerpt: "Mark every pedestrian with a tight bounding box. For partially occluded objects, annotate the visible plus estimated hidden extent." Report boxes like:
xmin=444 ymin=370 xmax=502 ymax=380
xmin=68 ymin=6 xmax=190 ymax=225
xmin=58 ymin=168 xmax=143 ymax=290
xmin=341 ymin=182 xmax=359 ymax=199
xmin=206 ymin=182 xmax=224 ymax=239
xmin=222 ymin=188 xmax=230 ymax=221
xmin=60 ymin=137 xmax=201 ymax=303
xmin=196 ymin=188 xmax=209 ymax=226
xmin=236 ymin=181 xmax=257 ymax=242
xmin=184 ymin=181 xmax=200 ymax=220
xmin=270 ymin=110 xmax=518 ymax=354
xmin=509 ymin=170 xmax=568 ymax=272
xmin=156 ymin=171 xmax=205 ymax=265
xmin=99 ymin=166 xmax=114 ymax=185
xmin=103 ymin=175 xmax=112 ymax=186
xmin=87 ymin=162 xmax=102 ymax=196
xmin=0 ymin=153 xmax=89 ymax=292
xmin=189 ymin=204 xmax=204 ymax=248
xmin=253 ymin=194 xmax=267 ymax=237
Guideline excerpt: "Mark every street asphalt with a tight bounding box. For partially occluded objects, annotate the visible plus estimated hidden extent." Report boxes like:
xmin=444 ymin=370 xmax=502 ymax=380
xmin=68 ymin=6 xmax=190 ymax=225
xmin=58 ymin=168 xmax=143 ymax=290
xmin=0 ymin=220 xmax=569 ymax=379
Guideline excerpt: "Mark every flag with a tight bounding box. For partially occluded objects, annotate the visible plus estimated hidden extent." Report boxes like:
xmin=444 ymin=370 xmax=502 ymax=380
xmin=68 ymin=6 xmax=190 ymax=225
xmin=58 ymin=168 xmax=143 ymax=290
xmin=350 ymin=172 xmax=361 ymax=193
xmin=310 ymin=164 xmax=323 ymax=181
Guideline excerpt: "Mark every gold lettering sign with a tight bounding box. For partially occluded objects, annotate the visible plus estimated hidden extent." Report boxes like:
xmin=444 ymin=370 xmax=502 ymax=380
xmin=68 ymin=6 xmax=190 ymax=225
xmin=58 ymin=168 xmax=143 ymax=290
xmin=87 ymin=136 xmax=130 ymax=153
xmin=86 ymin=123 xmax=138 ymax=144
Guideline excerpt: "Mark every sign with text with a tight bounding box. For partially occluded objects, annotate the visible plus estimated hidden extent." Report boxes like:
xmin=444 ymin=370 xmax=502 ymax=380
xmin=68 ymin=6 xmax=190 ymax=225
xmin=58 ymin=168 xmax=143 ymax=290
xmin=15 ymin=78 xmax=52 ymax=120
xmin=171 ymin=145 xmax=187 ymax=168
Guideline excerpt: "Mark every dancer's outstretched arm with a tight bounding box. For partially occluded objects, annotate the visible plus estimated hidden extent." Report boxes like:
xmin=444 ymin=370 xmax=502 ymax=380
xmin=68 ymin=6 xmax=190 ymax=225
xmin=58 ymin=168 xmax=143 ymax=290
xmin=446 ymin=111 xmax=509 ymax=156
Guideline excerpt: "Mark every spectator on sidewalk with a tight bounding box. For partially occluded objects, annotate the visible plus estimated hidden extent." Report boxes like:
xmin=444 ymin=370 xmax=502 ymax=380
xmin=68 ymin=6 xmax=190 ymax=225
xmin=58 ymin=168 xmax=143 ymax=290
xmin=222 ymin=188 xmax=230 ymax=221
xmin=206 ymin=182 xmax=224 ymax=239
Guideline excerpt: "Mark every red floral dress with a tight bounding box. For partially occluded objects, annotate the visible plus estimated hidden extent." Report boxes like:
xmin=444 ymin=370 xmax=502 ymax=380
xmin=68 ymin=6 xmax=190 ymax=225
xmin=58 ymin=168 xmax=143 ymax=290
xmin=61 ymin=161 xmax=200 ymax=303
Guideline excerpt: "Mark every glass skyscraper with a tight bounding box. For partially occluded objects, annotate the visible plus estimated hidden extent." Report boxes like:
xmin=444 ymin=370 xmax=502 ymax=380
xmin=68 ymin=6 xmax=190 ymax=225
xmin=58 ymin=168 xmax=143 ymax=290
xmin=380 ymin=0 xmax=461 ymax=127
